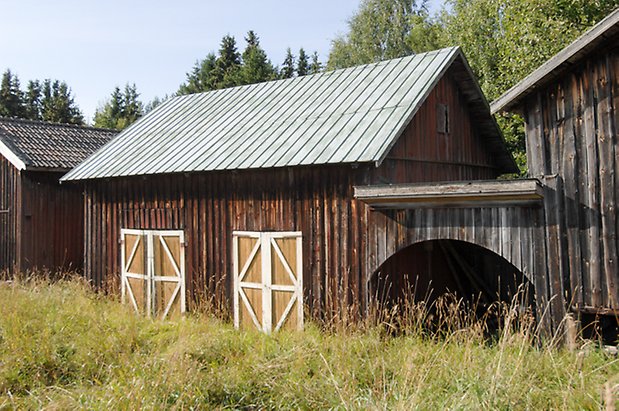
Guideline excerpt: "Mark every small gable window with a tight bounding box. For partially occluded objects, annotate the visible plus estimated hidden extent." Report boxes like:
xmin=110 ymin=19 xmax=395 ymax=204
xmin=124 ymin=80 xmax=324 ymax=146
xmin=437 ymin=103 xmax=449 ymax=134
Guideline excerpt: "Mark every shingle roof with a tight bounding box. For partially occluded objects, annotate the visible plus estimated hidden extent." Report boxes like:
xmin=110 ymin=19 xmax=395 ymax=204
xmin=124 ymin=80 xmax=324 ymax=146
xmin=63 ymin=46 xmax=516 ymax=181
xmin=491 ymin=8 xmax=619 ymax=113
xmin=0 ymin=117 xmax=116 ymax=171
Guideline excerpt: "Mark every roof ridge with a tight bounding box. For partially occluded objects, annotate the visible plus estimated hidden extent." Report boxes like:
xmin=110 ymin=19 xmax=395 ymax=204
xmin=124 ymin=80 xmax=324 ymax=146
xmin=0 ymin=116 xmax=118 ymax=133
xmin=173 ymin=47 xmax=461 ymax=102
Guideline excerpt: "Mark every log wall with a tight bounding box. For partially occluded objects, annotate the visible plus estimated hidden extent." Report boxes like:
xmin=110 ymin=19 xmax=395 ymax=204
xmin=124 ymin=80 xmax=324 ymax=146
xmin=522 ymin=44 xmax=619 ymax=311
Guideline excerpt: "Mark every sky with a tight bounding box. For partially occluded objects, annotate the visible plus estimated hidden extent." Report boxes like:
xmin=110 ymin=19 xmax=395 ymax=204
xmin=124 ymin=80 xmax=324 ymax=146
xmin=1 ymin=0 xmax=442 ymax=123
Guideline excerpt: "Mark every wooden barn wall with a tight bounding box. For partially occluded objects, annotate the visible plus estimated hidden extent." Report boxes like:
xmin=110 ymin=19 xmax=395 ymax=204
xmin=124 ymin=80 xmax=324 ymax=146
xmin=20 ymin=171 xmax=84 ymax=272
xmin=523 ymin=45 xmax=619 ymax=311
xmin=0 ymin=156 xmax=20 ymax=273
xmin=378 ymin=70 xmax=500 ymax=184
xmin=84 ymin=166 xmax=373 ymax=319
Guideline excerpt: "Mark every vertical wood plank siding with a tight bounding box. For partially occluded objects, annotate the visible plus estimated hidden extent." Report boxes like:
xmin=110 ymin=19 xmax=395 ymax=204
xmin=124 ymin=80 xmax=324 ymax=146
xmin=379 ymin=71 xmax=499 ymax=183
xmin=0 ymin=157 xmax=20 ymax=273
xmin=523 ymin=45 xmax=619 ymax=311
xmin=84 ymin=166 xmax=369 ymax=318
xmin=0 ymin=162 xmax=84 ymax=273
xmin=20 ymin=172 xmax=84 ymax=272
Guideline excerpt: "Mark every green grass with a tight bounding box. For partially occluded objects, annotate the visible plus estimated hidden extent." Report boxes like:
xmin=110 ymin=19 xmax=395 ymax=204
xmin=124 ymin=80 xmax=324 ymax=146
xmin=0 ymin=278 xmax=616 ymax=410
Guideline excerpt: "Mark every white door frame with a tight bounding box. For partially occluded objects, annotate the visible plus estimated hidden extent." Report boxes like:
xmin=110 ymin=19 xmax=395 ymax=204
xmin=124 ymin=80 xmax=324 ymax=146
xmin=121 ymin=228 xmax=186 ymax=319
xmin=233 ymin=231 xmax=303 ymax=333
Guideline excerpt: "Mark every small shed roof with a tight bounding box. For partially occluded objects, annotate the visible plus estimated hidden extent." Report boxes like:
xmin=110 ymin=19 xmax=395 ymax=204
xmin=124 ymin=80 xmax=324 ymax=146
xmin=64 ymin=46 xmax=516 ymax=181
xmin=0 ymin=118 xmax=116 ymax=171
xmin=491 ymin=8 xmax=619 ymax=113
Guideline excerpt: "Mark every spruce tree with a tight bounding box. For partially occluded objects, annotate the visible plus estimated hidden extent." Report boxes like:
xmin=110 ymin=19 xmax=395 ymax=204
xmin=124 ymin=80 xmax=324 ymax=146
xmin=240 ymin=31 xmax=277 ymax=85
xmin=178 ymin=53 xmax=217 ymax=94
xmin=40 ymin=80 xmax=83 ymax=125
xmin=214 ymin=35 xmax=241 ymax=88
xmin=297 ymin=48 xmax=309 ymax=76
xmin=0 ymin=70 xmax=25 ymax=118
xmin=310 ymin=52 xmax=323 ymax=74
xmin=280 ymin=48 xmax=295 ymax=79
xmin=120 ymin=83 xmax=143 ymax=128
xmin=94 ymin=84 xmax=143 ymax=130
xmin=24 ymin=80 xmax=42 ymax=120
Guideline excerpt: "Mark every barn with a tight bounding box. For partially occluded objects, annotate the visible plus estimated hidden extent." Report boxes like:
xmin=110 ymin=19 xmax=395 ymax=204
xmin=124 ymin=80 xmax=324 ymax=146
xmin=0 ymin=118 xmax=115 ymax=274
xmin=62 ymin=46 xmax=545 ymax=332
xmin=492 ymin=9 xmax=619 ymax=338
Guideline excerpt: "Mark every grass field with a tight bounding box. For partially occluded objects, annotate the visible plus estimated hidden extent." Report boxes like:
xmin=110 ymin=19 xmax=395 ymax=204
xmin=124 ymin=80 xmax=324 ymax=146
xmin=0 ymin=277 xmax=617 ymax=409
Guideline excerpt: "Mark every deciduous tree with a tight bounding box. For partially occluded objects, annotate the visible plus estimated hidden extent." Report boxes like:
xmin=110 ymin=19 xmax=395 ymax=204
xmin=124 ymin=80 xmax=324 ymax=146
xmin=328 ymin=0 xmax=434 ymax=69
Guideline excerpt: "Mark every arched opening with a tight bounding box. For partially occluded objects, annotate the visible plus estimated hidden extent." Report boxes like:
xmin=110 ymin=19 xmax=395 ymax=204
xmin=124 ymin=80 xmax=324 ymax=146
xmin=370 ymin=240 xmax=535 ymax=332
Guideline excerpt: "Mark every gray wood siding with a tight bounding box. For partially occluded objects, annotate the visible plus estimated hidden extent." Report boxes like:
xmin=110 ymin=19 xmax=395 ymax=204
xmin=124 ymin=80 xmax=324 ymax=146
xmin=523 ymin=45 xmax=619 ymax=311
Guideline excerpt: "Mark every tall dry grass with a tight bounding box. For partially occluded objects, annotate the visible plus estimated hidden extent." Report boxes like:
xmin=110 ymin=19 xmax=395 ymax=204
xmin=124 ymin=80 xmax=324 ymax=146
xmin=0 ymin=275 xmax=616 ymax=409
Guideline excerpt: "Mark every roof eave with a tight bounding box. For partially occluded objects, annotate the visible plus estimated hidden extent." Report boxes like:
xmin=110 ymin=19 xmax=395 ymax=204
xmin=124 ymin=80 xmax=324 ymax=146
xmin=0 ymin=138 xmax=26 ymax=171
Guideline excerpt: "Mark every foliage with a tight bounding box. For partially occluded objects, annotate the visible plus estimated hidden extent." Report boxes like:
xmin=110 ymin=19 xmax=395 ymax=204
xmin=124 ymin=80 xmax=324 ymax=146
xmin=438 ymin=0 xmax=619 ymax=174
xmin=178 ymin=32 xmax=322 ymax=95
xmin=0 ymin=70 xmax=25 ymax=118
xmin=213 ymin=35 xmax=242 ymax=89
xmin=144 ymin=94 xmax=170 ymax=114
xmin=0 ymin=70 xmax=83 ymax=124
xmin=280 ymin=47 xmax=295 ymax=79
xmin=297 ymin=48 xmax=310 ymax=76
xmin=310 ymin=51 xmax=323 ymax=74
xmin=327 ymin=0 xmax=436 ymax=69
xmin=239 ymin=31 xmax=278 ymax=85
xmin=93 ymin=84 xmax=143 ymax=130
xmin=178 ymin=53 xmax=218 ymax=95
xmin=0 ymin=278 xmax=616 ymax=409
xmin=39 ymin=80 xmax=84 ymax=125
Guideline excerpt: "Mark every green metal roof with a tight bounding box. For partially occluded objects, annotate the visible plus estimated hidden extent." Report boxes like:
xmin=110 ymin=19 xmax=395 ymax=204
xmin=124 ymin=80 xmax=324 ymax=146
xmin=63 ymin=46 xmax=515 ymax=181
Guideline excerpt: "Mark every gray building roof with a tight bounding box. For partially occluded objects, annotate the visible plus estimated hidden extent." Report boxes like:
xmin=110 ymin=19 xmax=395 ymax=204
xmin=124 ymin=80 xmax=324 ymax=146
xmin=64 ymin=46 xmax=515 ymax=181
xmin=491 ymin=8 xmax=619 ymax=113
xmin=0 ymin=117 xmax=116 ymax=171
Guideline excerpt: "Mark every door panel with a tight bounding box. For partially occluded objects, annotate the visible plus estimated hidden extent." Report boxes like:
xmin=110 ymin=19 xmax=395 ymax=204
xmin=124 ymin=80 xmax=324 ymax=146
xmin=233 ymin=231 xmax=303 ymax=333
xmin=121 ymin=229 xmax=185 ymax=319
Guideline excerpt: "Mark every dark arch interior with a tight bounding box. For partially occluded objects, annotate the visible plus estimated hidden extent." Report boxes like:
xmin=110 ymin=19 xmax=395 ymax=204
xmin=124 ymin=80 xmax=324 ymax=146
xmin=370 ymin=240 xmax=536 ymax=329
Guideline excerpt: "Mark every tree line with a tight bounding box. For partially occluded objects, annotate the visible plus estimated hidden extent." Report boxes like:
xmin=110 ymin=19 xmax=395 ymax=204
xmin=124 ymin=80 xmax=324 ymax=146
xmin=1 ymin=0 xmax=617 ymax=172
xmin=0 ymin=70 xmax=83 ymax=125
xmin=178 ymin=31 xmax=322 ymax=95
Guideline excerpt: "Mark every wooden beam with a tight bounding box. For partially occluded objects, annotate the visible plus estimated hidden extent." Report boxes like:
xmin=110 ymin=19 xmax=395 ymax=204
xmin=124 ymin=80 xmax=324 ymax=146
xmin=354 ymin=179 xmax=544 ymax=209
xmin=574 ymin=305 xmax=619 ymax=316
